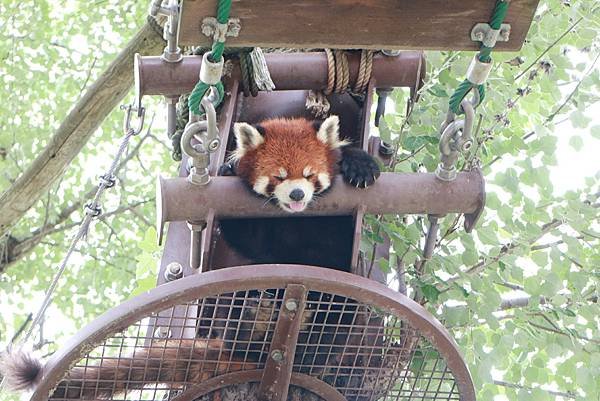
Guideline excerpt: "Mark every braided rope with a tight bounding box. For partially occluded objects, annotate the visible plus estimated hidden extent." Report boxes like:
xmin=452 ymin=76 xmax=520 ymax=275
xmin=448 ymin=0 xmax=509 ymax=113
xmin=323 ymin=49 xmax=335 ymax=95
xmin=333 ymin=50 xmax=350 ymax=93
xmin=353 ymin=50 xmax=374 ymax=93
xmin=239 ymin=52 xmax=252 ymax=97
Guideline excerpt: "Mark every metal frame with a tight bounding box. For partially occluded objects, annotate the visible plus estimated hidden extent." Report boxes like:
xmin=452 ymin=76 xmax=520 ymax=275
xmin=134 ymin=51 xmax=426 ymax=100
xmin=29 ymin=265 xmax=476 ymax=401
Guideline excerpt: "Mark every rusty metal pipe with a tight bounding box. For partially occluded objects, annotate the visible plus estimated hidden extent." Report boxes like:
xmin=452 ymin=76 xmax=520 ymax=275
xmin=135 ymin=51 xmax=425 ymax=98
xmin=157 ymin=171 xmax=485 ymax=229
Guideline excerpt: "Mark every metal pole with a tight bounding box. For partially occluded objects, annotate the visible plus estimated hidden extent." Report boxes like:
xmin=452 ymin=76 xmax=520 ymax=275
xmin=135 ymin=51 xmax=426 ymax=98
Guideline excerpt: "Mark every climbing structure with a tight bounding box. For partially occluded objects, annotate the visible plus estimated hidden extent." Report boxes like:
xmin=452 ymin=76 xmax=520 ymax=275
xmin=22 ymin=1 xmax=541 ymax=401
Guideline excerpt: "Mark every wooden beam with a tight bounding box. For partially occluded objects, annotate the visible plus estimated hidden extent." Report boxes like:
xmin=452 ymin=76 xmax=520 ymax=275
xmin=179 ymin=0 xmax=540 ymax=51
xmin=0 ymin=22 xmax=165 ymax=236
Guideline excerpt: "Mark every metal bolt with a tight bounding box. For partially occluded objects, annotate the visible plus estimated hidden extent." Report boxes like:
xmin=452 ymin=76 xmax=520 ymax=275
xmin=270 ymin=349 xmax=284 ymax=362
xmin=462 ymin=139 xmax=474 ymax=152
xmin=154 ymin=327 xmax=171 ymax=338
xmin=285 ymin=299 xmax=298 ymax=312
xmin=207 ymin=138 xmax=220 ymax=152
xmin=379 ymin=141 xmax=394 ymax=156
xmin=164 ymin=262 xmax=183 ymax=281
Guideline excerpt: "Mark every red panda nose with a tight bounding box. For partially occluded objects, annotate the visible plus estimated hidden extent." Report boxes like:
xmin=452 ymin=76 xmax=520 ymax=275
xmin=289 ymin=189 xmax=305 ymax=201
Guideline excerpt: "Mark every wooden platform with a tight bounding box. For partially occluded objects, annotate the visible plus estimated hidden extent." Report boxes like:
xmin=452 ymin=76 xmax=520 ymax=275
xmin=179 ymin=0 xmax=540 ymax=51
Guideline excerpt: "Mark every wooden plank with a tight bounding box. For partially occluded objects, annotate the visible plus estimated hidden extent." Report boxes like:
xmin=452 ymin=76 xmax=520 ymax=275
xmin=179 ymin=0 xmax=540 ymax=51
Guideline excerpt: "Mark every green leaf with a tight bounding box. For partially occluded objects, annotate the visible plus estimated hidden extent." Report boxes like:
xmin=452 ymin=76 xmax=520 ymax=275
xmin=420 ymin=283 xmax=441 ymax=303
xmin=568 ymin=135 xmax=584 ymax=151
xmin=402 ymin=135 xmax=438 ymax=151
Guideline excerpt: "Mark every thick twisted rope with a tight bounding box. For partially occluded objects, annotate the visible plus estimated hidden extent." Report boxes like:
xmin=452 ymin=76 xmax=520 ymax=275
xmin=448 ymin=0 xmax=509 ymax=114
xmin=353 ymin=50 xmax=374 ymax=93
xmin=333 ymin=50 xmax=350 ymax=93
xmin=323 ymin=49 xmax=336 ymax=95
xmin=188 ymin=0 xmax=232 ymax=116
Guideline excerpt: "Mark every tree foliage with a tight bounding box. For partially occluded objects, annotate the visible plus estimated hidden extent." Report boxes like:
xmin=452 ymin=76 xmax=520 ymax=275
xmin=0 ymin=0 xmax=599 ymax=400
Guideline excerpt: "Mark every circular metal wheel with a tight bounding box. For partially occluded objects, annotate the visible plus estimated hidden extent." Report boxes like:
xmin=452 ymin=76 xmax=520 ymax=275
xmin=31 ymin=265 xmax=475 ymax=401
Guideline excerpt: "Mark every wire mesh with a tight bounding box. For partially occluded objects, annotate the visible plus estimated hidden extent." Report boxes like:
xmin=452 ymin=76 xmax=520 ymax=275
xmin=47 ymin=288 xmax=462 ymax=401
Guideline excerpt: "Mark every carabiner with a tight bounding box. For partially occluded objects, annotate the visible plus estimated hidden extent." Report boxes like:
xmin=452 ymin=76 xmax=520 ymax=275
xmin=121 ymin=104 xmax=146 ymax=135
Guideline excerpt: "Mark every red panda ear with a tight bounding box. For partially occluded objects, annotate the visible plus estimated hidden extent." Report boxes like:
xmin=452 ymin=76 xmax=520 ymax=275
xmin=315 ymin=115 xmax=345 ymax=148
xmin=233 ymin=122 xmax=265 ymax=158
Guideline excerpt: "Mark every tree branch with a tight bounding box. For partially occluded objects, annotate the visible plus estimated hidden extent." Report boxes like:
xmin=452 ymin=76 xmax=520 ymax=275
xmin=492 ymin=380 xmax=577 ymax=399
xmin=0 ymin=127 xmax=154 ymax=273
xmin=0 ymin=22 xmax=164 ymax=236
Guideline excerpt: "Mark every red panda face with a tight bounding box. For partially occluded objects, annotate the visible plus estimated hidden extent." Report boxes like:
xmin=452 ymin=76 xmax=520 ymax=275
xmin=231 ymin=116 xmax=347 ymax=212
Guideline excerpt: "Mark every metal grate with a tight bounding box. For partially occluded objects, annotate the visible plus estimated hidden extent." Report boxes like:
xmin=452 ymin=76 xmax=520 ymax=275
xmin=48 ymin=289 xmax=461 ymax=401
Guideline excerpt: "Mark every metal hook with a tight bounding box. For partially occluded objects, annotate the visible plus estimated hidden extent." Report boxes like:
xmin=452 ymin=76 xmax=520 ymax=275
xmin=180 ymin=94 xmax=220 ymax=185
xmin=436 ymin=98 xmax=476 ymax=181
xmin=121 ymin=104 xmax=146 ymax=135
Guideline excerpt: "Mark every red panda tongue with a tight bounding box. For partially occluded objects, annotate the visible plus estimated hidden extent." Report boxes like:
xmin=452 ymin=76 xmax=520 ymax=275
xmin=288 ymin=201 xmax=305 ymax=212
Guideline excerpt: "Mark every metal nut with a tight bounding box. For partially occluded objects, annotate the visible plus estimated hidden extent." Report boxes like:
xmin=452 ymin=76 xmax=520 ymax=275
xmin=207 ymin=138 xmax=220 ymax=152
xmin=462 ymin=139 xmax=474 ymax=152
xmin=270 ymin=349 xmax=284 ymax=362
xmin=285 ymin=299 xmax=298 ymax=312
xmin=164 ymin=262 xmax=183 ymax=281
xmin=154 ymin=327 xmax=171 ymax=338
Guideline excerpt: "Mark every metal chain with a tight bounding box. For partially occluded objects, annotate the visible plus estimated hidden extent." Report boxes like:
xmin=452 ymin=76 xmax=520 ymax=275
xmin=16 ymin=104 xmax=145 ymax=346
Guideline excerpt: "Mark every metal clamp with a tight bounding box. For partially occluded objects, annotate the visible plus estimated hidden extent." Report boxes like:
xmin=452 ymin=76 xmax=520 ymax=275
xmin=466 ymin=54 xmax=493 ymax=85
xmin=201 ymin=17 xmax=241 ymax=43
xmin=471 ymin=23 xmax=511 ymax=48
xmin=181 ymin=97 xmax=220 ymax=185
xmin=151 ymin=0 xmax=182 ymax=62
xmin=121 ymin=104 xmax=146 ymax=135
xmin=436 ymin=97 xmax=476 ymax=181
xmin=200 ymin=51 xmax=224 ymax=85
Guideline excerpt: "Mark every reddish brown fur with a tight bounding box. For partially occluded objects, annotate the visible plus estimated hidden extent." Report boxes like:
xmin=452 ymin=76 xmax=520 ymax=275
xmin=236 ymin=118 xmax=338 ymax=192
xmin=47 ymin=339 xmax=251 ymax=400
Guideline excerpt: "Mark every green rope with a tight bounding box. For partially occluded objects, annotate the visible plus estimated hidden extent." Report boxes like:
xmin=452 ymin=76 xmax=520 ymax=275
xmin=188 ymin=81 xmax=225 ymax=116
xmin=189 ymin=0 xmax=232 ymax=116
xmin=449 ymin=0 xmax=509 ymax=114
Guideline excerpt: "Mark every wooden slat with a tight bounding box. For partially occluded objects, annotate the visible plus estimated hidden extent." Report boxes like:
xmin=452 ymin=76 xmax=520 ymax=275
xmin=179 ymin=0 xmax=540 ymax=51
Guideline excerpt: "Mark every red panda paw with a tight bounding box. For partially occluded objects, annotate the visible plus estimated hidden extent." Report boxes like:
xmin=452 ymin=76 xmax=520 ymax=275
xmin=340 ymin=148 xmax=381 ymax=188
xmin=218 ymin=162 xmax=237 ymax=176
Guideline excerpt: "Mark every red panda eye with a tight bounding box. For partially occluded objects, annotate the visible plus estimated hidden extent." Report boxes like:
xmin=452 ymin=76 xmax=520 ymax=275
xmin=274 ymin=175 xmax=286 ymax=182
xmin=304 ymin=174 xmax=314 ymax=179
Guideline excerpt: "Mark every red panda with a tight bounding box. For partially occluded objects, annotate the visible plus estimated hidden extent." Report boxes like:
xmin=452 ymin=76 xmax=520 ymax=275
xmin=1 ymin=338 xmax=251 ymax=399
xmin=219 ymin=115 xmax=380 ymax=270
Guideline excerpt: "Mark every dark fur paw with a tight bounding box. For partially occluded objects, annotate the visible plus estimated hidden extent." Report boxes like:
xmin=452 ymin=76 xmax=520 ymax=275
xmin=218 ymin=162 xmax=237 ymax=176
xmin=340 ymin=147 xmax=381 ymax=188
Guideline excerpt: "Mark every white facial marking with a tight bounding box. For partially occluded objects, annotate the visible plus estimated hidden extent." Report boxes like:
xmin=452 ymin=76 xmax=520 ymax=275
xmin=273 ymin=178 xmax=315 ymax=213
xmin=317 ymin=173 xmax=331 ymax=193
xmin=303 ymin=166 xmax=312 ymax=177
xmin=252 ymin=175 xmax=269 ymax=195
xmin=278 ymin=168 xmax=288 ymax=179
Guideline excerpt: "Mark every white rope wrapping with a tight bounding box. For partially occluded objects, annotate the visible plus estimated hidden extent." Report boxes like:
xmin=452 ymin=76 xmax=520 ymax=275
xmin=249 ymin=47 xmax=275 ymax=91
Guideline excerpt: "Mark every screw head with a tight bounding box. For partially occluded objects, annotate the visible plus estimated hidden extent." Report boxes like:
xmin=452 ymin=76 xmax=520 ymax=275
xmin=270 ymin=349 xmax=284 ymax=362
xmin=285 ymin=299 xmax=298 ymax=312
xmin=154 ymin=327 xmax=171 ymax=338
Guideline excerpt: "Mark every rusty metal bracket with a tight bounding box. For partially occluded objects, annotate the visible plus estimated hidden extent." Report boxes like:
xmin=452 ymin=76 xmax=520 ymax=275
xmin=258 ymin=284 xmax=307 ymax=401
